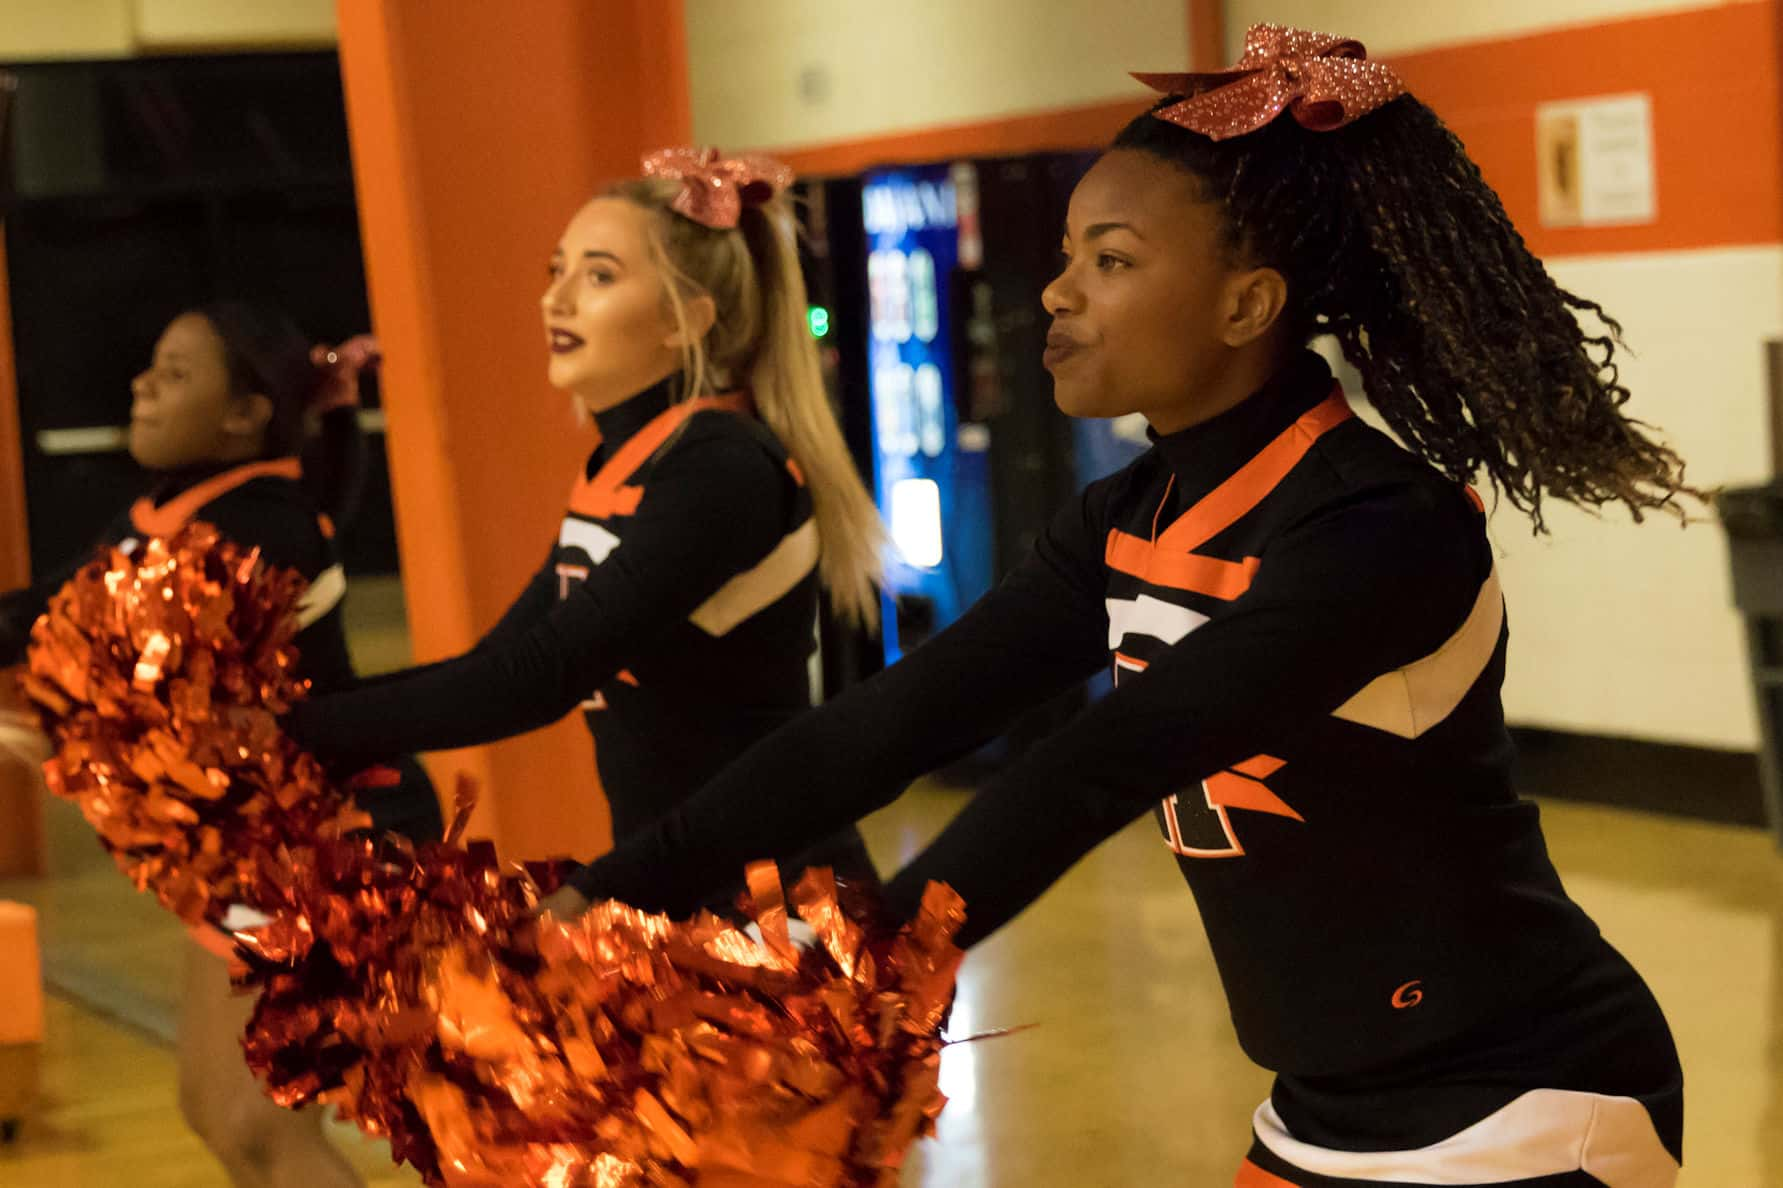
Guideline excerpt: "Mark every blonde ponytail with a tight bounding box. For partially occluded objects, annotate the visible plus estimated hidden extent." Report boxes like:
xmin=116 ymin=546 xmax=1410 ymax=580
xmin=607 ymin=177 xmax=886 ymax=630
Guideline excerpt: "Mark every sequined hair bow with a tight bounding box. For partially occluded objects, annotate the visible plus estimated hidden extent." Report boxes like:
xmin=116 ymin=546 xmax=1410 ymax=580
xmin=1133 ymin=23 xmax=1406 ymax=142
xmin=641 ymin=146 xmax=796 ymax=229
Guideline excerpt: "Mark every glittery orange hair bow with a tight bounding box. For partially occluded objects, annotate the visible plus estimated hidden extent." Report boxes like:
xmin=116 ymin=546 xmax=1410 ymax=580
xmin=641 ymin=146 xmax=796 ymax=229
xmin=1133 ymin=23 xmax=1406 ymax=142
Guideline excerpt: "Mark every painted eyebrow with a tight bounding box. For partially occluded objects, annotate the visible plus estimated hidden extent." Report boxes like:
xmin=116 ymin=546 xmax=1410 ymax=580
xmin=550 ymin=249 xmax=624 ymax=268
xmin=1084 ymin=221 xmax=1143 ymax=241
xmin=1061 ymin=221 xmax=1146 ymax=246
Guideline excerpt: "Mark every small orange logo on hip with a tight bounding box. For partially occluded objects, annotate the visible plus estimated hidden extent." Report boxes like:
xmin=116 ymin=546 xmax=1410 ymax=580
xmin=1391 ymin=980 xmax=1425 ymax=1010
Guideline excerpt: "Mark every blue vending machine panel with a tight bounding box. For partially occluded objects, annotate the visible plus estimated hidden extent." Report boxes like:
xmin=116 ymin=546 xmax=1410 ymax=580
xmin=862 ymin=165 xmax=995 ymax=664
xmin=1072 ymin=412 xmax=1153 ymax=488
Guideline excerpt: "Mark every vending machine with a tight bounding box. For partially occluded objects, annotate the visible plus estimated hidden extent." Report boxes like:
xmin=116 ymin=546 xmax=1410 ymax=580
xmin=802 ymin=150 xmax=1150 ymax=722
xmin=859 ymin=162 xmax=996 ymax=662
xmin=856 ymin=151 xmax=1106 ymax=665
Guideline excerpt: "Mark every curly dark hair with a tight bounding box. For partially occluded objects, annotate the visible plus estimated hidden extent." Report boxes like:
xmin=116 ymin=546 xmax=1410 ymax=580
xmin=1113 ymin=96 xmax=1696 ymax=529
xmin=191 ymin=300 xmax=320 ymax=460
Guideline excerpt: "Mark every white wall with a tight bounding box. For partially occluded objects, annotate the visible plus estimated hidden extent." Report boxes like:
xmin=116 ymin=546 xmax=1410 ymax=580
xmin=0 ymin=0 xmax=134 ymax=59
xmin=1330 ymin=245 xmax=1776 ymax=749
xmin=686 ymin=0 xmax=1775 ymax=752
xmin=133 ymin=0 xmax=335 ymax=48
xmin=1491 ymin=246 xmax=1778 ymax=749
xmin=1243 ymin=0 xmax=1776 ymax=750
xmin=686 ymin=0 xmax=1188 ymax=150
xmin=1224 ymin=0 xmax=1740 ymax=57
xmin=0 ymin=0 xmax=334 ymax=61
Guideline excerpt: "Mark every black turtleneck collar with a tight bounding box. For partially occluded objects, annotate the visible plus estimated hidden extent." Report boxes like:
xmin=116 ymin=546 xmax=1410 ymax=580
xmin=150 ymin=458 xmax=263 ymax=505
xmin=589 ymin=374 xmax=680 ymax=473
xmin=1150 ymin=350 xmax=1335 ymax=504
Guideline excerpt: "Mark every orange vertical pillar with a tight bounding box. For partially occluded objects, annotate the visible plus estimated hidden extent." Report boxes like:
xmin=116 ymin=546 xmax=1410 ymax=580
xmin=0 ymin=901 xmax=44 ymax=1127
xmin=0 ymin=197 xmax=48 ymax=876
xmin=334 ymin=0 xmax=689 ymax=862
xmin=1190 ymin=0 xmax=1227 ymax=70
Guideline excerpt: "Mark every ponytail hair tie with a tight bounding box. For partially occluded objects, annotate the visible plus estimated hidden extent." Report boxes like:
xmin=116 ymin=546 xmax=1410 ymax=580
xmin=641 ymin=146 xmax=795 ymax=230
xmin=1133 ymin=23 xmax=1406 ymax=142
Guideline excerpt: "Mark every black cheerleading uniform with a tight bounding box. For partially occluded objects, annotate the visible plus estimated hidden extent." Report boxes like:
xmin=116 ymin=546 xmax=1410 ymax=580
xmin=0 ymin=401 xmax=367 ymax=675
xmin=0 ymin=456 xmax=441 ymax=842
xmin=1 ymin=458 xmax=354 ymax=684
xmin=566 ymin=353 xmax=1682 ymax=1186
xmin=286 ymin=378 xmax=878 ymax=899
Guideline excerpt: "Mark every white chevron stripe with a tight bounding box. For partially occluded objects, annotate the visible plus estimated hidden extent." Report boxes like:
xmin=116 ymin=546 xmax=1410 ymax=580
xmin=1106 ymin=594 xmax=1208 ymax=650
xmin=294 ymin=564 xmax=346 ymax=629
xmin=558 ymin=517 xmax=621 ymax=565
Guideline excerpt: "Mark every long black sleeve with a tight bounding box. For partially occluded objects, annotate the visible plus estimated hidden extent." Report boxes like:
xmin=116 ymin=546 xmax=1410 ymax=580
xmin=286 ymin=435 xmax=797 ymax=760
xmin=301 ymin=405 xmax=369 ymax=528
xmin=331 ymin=549 xmax=558 ymax=697
xmin=566 ymin=483 xmax=1117 ymax=907
xmin=472 ymin=546 xmax=559 ymax=656
xmin=0 ymin=507 xmax=136 ymax=667
xmin=877 ymin=483 xmax=1477 ymax=945
xmin=0 ymin=557 xmax=81 ymax=666
xmin=570 ymin=480 xmax=1476 ymax=945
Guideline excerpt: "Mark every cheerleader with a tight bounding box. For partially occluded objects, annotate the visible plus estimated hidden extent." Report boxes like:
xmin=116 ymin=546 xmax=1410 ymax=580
xmin=549 ymin=30 xmax=1688 ymax=1187
xmin=1 ymin=303 xmax=435 ymax=1186
xmin=285 ymin=150 xmax=886 ymax=909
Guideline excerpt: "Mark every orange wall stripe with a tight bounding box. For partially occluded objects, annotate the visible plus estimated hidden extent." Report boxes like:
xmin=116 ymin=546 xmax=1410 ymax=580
xmin=634 ymin=0 xmax=691 ymax=151
xmin=768 ymin=4 xmax=1222 ymax=174
xmin=762 ymin=1 xmax=1777 ymax=261
xmin=1388 ymin=0 xmax=1782 ymax=259
xmin=769 ymin=97 xmax=1151 ymax=178
xmin=1189 ymin=0 xmax=1227 ymax=71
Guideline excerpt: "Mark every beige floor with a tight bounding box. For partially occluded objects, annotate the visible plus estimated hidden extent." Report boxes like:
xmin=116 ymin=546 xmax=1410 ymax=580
xmin=4 ymin=791 xmax=1780 ymax=1186
xmin=1 ymin=579 xmax=1779 ymax=1185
